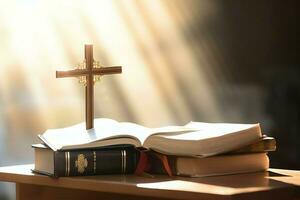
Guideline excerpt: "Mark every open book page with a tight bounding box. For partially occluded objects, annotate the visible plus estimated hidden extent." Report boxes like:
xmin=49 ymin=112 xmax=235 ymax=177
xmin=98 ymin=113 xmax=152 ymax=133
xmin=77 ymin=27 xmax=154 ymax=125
xmin=39 ymin=118 xmax=202 ymax=151
xmin=149 ymin=126 xmax=200 ymax=137
xmin=144 ymin=122 xmax=262 ymax=156
xmin=185 ymin=122 xmax=261 ymax=138
xmin=39 ymin=118 xmax=151 ymax=151
xmin=146 ymin=122 xmax=260 ymax=141
xmin=155 ymin=122 xmax=260 ymax=140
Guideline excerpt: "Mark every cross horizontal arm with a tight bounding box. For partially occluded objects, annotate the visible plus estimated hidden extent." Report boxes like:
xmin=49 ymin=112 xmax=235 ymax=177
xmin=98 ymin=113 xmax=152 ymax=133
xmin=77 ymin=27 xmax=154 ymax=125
xmin=56 ymin=66 xmax=122 ymax=78
xmin=92 ymin=66 xmax=122 ymax=75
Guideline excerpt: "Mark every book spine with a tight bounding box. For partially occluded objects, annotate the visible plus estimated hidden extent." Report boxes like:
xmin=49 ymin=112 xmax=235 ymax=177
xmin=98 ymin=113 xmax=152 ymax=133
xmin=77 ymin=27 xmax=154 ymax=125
xmin=54 ymin=146 xmax=139 ymax=177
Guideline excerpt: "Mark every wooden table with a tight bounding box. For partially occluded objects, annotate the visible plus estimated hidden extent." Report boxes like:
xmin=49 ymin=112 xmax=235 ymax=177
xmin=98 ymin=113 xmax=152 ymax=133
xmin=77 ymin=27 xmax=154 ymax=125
xmin=0 ymin=164 xmax=299 ymax=200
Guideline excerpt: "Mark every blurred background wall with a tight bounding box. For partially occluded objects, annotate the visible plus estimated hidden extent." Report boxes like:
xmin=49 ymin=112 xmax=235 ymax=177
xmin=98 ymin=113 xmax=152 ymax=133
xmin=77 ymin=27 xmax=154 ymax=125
xmin=0 ymin=0 xmax=299 ymax=199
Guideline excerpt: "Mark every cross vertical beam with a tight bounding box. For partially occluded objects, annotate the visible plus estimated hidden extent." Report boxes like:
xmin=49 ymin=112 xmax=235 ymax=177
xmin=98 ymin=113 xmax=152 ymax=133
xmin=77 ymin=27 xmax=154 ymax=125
xmin=85 ymin=45 xmax=94 ymax=129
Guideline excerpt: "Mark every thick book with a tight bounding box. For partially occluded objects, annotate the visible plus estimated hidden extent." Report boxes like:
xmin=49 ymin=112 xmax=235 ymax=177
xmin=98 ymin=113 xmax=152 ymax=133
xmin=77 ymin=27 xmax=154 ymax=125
xmin=38 ymin=118 xmax=262 ymax=157
xmin=32 ymin=144 xmax=139 ymax=177
xmin=32 ymin=137 xmax=275 ymax=177
xmin=148 ymin=152 xmax=269 ymax=177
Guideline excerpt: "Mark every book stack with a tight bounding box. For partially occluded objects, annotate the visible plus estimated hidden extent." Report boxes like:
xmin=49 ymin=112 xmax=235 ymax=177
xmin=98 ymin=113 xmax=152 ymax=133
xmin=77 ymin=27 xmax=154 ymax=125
xmin=33 ymin=118 xmax=276 ymax=177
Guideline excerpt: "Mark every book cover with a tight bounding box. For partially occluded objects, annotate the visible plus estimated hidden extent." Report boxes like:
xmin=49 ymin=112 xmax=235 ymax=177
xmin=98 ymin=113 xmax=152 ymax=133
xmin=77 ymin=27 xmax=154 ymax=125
xmin=33 ymin=144 xmax=139 ymax=177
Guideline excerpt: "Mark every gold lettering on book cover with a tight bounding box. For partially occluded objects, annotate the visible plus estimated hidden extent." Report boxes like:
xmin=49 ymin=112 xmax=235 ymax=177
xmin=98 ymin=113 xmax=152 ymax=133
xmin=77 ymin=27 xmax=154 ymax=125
xmin=75 ymin=154 xmax=88 ymax=173
xmin=93 ymin=151 xmax=96 ymax=174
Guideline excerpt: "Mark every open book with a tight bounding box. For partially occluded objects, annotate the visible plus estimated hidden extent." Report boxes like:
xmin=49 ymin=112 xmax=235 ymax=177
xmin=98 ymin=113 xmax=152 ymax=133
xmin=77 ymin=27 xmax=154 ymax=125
xmin=39 ymin=118 xmax=262 ymax=157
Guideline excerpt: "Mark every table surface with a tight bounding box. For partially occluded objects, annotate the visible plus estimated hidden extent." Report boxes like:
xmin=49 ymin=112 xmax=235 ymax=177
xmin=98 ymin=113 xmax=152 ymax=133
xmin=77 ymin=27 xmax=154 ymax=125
xmin=0 ymin=164 xmax=299 ymax=200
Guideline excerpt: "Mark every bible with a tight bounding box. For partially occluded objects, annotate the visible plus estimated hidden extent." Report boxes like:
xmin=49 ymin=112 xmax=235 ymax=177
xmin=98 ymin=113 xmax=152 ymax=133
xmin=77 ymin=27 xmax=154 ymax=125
xmin=39 ymin=118 xmax=262 ymax=157
xmin=149 ymin=152 xmax=269 ymax=177
xmin=32 ymin=144 xmax=138 ymax=177
xmin=33 ymin=137 xmax=275 ymax=177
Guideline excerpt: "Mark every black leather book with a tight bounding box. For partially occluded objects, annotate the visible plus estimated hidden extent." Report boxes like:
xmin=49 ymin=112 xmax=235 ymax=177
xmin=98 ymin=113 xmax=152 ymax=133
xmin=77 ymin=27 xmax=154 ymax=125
xmin=32 ymin=144 xmax=139 ymax=177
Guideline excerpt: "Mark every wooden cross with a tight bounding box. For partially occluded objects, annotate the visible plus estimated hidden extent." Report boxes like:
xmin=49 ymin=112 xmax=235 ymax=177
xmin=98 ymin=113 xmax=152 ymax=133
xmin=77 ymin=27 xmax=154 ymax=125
xmin=56 ymin=44 xmax=122 ymax=130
